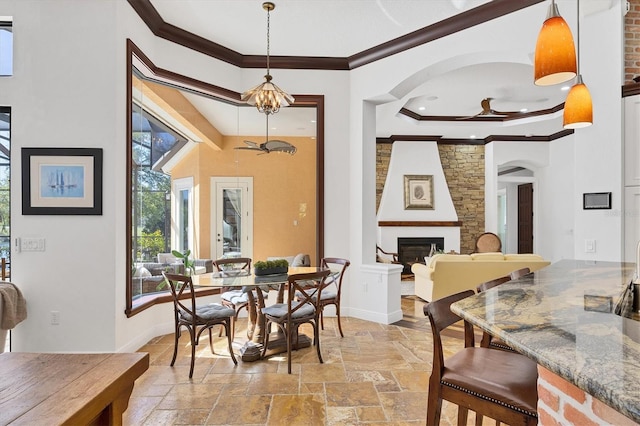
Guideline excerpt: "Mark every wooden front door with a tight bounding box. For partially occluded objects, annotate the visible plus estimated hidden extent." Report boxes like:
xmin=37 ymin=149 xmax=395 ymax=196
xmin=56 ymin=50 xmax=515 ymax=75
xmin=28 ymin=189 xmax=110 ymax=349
xmin=518 ymin=183 xmax=533 ymax=253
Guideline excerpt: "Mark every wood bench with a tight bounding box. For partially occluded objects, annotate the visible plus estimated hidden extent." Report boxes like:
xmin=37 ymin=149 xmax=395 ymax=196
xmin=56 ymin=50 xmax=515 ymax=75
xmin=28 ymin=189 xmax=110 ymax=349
xmin=0 ymin=352 xmax=149 ymax=425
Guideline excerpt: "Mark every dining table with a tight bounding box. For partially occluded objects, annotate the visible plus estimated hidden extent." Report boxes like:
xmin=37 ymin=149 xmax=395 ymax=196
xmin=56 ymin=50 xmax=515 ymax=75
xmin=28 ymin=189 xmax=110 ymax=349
xmin=192 ymin=266 xmax=333 ymax=362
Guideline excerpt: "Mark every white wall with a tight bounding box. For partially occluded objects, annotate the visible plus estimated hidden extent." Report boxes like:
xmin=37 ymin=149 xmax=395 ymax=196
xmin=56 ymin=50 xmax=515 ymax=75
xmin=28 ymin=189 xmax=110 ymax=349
xmin=1 ymin=0 xmax=626 ymax=352
xmin=2 ymin=1 xmax=119 ymax=351
xmin=570 ymin=3 xmax=624 ymax=261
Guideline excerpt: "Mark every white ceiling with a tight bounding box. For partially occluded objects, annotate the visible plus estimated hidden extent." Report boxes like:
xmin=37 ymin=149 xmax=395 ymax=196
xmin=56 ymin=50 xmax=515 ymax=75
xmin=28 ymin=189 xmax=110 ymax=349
xmin=144 ymin=0 xmax=615 ymax=140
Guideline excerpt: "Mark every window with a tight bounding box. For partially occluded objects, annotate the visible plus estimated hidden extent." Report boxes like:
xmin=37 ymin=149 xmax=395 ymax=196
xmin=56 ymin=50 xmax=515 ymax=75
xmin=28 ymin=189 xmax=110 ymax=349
xmin=173 ymin=178 xmax=193 ymax=254
xmin=0 ymin=19 xmax=13 ymax=76
xmin=131 ymin=106 xmax=186 ymax=299
xmin=0 ymin=107 xmax=10 ymax=271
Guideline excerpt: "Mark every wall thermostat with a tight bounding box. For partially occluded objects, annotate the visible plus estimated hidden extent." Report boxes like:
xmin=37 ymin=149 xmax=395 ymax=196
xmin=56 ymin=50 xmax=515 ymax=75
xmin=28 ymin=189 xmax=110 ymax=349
xmin=583 ymin=192 xmax=612 ymax=210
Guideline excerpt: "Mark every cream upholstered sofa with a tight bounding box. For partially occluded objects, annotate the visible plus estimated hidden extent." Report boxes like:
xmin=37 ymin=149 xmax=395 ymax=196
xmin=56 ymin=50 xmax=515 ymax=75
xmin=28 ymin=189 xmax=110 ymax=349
xmin=411 ymin=252 xmax=550 ymax=302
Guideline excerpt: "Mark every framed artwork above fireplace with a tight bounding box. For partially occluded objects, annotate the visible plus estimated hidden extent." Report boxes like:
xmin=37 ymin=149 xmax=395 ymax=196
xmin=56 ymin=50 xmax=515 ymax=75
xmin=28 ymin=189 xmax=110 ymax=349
xmin=404 ymin=174 xmax=434 ymax=210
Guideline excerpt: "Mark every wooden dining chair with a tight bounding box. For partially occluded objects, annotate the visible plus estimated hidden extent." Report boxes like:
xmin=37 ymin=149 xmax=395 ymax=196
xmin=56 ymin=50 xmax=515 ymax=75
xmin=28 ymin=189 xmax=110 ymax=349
xmin=162 ymin=272 xmax=237 ymax=378
xmin=475 ymin=275 xmax=516 ymax=352
xmin=510 ymin=267 xmax=531 ymax=280
xmin=1 ymin=257 xmax=9 ymax=281
xmin=213 ymin=257 xmax=254 ymax=339
xmin=261 ymin=269 xmax=331 ymax=373
xmin=297 ymin=257 xmax=350 ymax=337
xmin=475 ymin=232 xmax=502 ymax=253
xmin=424 ymin=290 xmax=538 ymax=426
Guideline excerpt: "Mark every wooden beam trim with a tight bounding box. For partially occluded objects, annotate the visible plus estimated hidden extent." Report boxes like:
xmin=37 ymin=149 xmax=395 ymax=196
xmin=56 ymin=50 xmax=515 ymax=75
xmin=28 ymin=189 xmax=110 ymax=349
xmin=378 ymin=221 xmax=462 ymax=227
xmin=127 ymin=0 xmax=543 ymax=71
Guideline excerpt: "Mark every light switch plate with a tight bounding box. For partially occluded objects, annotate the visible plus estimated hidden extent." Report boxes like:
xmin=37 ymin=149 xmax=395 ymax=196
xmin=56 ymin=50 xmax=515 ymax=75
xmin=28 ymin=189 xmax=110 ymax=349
xmin=21 ymin=237 xmax=45 ymax=252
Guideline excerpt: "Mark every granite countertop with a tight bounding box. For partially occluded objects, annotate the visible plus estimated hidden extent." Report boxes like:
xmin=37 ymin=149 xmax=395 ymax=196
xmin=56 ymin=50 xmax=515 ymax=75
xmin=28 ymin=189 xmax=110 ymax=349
xmin=450 ymin=259 xmax=640 ymax=423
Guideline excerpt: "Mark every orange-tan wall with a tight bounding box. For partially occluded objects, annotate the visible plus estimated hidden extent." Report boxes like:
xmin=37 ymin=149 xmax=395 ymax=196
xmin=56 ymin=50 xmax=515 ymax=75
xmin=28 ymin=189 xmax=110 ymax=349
xmin=170 ymin=135 xmax=317 ymax=264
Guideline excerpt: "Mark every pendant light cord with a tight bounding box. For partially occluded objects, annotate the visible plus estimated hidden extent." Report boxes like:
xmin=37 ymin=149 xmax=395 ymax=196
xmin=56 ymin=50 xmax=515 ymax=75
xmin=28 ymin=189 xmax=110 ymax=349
xmin=576 ymin=0 xmax=581 ymax=75
xmin=266 ymin=7 xmax=271 ymax=75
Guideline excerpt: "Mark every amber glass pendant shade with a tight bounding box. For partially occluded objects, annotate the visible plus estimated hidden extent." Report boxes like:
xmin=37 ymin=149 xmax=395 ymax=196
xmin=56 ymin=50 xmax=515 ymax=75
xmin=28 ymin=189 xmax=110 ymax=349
xmin=534 ymin=4 xmax=577 ymax=86
xmin=563 ymin=76 xmax=593 ymax=129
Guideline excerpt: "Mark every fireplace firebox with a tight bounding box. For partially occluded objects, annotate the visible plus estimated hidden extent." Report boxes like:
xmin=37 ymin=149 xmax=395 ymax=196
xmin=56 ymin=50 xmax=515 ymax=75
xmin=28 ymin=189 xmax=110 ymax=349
xmin=397 ymin=237 xmax=445 ymax=274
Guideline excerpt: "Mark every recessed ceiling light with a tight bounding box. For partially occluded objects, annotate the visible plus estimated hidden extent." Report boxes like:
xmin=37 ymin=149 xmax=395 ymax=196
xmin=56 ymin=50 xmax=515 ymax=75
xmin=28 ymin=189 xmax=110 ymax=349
xmin=418 ymin=106 xmax=426 ymax=111
xmin=470 ymin=135 xmax=476 ymax=139
xmin=520 ymin=108 xmax=528 ymax=113
xmin=310 ymin=120 xmax=316 ymax=123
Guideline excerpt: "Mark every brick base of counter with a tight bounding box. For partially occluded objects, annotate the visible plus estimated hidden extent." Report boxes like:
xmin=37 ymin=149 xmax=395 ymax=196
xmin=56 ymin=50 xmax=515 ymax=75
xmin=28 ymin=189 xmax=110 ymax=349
xmin=537 ymin=366 xmax=638 ymax=426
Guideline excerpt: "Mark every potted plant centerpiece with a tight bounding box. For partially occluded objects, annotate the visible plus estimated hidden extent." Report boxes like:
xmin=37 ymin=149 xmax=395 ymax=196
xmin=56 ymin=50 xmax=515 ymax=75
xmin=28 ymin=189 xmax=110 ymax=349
xmin=171 ymin=249 xmax=195 ymax=276
xmin=253 ymin=259 xmax=289 ymax=276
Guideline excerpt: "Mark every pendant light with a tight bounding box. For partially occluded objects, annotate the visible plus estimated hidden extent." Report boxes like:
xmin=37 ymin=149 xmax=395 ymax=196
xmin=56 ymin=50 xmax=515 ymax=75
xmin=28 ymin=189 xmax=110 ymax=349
xmin=534 ymin=0 xmax=577 ymax=86
xmin=563 ymin=0 xmax=592 ymax=129
xmin=241 ymin=2 xmax=294 ymax=115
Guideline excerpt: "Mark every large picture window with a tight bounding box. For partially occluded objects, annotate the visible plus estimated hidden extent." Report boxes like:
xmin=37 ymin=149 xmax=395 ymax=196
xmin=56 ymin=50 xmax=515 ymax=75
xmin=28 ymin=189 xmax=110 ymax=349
xmin=131 ymin=106 xmax=185 ymax=299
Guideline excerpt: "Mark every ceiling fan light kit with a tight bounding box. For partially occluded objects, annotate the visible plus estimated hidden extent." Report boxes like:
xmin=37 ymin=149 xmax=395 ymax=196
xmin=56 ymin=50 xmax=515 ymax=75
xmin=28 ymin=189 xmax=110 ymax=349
xmin=534 ymin=0 xmax=577 ymax=86
xmin=241 ymin=2 xmax=294 ymax=115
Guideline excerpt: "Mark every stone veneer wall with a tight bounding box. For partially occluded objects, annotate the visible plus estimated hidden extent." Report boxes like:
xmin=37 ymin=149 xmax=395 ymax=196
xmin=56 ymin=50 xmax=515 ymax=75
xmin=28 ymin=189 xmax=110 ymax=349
xmin=376 ymin=142 xmax=484 ymax=254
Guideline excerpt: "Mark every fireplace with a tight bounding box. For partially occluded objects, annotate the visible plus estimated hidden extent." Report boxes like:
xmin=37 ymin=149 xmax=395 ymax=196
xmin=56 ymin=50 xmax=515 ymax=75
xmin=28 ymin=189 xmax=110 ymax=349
xmin=397 ymin=237 xmax=445 ymax=274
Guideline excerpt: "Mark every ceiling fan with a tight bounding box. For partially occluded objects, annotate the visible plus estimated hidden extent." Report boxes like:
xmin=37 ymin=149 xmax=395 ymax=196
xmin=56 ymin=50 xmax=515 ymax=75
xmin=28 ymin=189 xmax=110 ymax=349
xmin=235 ymin=139 xmax=297 ymax=155
xmin=457 ymin=97 xmax=523 ymax=120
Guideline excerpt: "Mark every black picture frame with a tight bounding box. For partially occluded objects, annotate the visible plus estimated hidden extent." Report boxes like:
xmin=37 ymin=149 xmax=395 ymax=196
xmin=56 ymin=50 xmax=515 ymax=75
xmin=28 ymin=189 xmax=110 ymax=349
xmin=583 ymin=192 xmax=612 ymax=210
xmin=22 ymin=147 xmax=103 ymax=215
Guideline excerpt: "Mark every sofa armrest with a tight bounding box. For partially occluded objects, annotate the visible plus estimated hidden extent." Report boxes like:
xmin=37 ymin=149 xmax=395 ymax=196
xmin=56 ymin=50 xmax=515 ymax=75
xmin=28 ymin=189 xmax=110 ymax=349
xmin=194 ymin=259 xmax=213 ymax=273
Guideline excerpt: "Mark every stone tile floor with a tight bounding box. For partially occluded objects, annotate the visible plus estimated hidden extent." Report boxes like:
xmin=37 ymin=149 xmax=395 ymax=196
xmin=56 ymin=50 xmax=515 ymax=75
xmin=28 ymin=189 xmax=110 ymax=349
xmin=124 ymin=296 xmax=489 ymax=425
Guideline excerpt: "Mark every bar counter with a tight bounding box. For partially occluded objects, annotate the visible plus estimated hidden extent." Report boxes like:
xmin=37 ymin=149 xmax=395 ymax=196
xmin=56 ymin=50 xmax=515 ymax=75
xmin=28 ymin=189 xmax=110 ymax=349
xmin=450 ymin=259 xmax=640 ymax=423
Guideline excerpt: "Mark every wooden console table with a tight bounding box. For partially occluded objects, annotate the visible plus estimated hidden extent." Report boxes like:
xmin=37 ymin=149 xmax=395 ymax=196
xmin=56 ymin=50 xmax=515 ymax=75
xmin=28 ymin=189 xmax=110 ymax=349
xmin=0 ymin=352 xmax=149 ymax=425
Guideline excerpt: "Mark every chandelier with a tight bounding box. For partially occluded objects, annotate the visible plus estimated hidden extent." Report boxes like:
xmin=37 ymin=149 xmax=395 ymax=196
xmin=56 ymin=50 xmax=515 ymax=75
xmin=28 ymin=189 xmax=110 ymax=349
xmin=241 ymin=2 xmax=294 ymax=115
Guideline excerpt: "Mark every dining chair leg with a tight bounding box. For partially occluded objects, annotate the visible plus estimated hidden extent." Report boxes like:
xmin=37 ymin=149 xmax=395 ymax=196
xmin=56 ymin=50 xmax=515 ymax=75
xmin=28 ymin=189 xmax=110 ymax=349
xmin=208 ymin=327 xmax=214 ymax=353
xmin=335 ymin=303 xmax=344 ymax=337
xmin=189 ymin=331 xmax=197 ymax=379
xmin=170 ymin=325 xmax=180 ymax=367
xmin=286 ymin=325 xmax=293 ymax=374
xmin=314 ymin=322 xmax=323 ymax=364
xmin=225 ymin=320 xmax=238 ymax=365
xmin=426 ymin=383 xmax=443 ymax=426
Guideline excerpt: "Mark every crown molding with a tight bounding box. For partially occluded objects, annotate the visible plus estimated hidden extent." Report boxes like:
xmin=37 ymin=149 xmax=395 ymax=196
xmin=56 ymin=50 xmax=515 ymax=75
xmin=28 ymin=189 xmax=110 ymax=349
xmin=127 ymin=0 xmax=544 ymax=71
xmin=376 ymin=129 xmax=573 ymax=145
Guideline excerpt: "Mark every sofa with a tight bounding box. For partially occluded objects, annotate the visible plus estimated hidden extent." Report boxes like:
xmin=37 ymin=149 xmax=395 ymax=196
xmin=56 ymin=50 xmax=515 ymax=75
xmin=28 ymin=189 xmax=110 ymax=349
xmin=266 ymin=253 xmax=311 ymax=267
xmin=132 ymin=256 xmax=214 ymax=296
xmin=411 ymin=252 xmax=551 ymax=302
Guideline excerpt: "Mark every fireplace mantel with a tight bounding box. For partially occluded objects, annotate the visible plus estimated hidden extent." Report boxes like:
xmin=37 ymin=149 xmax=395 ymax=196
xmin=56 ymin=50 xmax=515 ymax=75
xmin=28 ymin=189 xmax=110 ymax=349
xmin=378 ymin=221 xmax=462 ymax=227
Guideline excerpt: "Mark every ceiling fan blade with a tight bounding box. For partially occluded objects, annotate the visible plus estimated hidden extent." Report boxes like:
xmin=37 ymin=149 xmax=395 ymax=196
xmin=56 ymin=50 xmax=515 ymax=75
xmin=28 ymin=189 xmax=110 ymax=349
xmin=264 ymin=140 xmax=297 ymax=155
xmin=234 ymin=146 xmax=262 ymax=151
xmin=242 ymin=140 xmax=260 ymax=148
xmin=491 ymin=109 xmax=522 ymax=116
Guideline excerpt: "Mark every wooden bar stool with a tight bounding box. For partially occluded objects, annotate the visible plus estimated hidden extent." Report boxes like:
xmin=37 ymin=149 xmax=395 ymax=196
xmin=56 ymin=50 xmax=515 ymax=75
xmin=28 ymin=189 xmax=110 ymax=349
xmin=423 ymin=290 xmax=538 ymax=426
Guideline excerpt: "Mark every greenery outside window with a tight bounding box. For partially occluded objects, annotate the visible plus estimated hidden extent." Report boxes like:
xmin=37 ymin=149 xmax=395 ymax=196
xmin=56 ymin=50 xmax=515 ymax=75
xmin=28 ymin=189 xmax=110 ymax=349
xmin=131 ymin=106 xmax=185 ymax=299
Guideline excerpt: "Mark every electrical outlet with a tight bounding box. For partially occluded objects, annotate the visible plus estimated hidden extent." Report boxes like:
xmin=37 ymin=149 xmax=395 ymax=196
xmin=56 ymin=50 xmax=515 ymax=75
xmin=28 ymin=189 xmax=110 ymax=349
xmin=585 ymin=239 xmax=596 ymax=253
xmin=51 ymin=311 xmax=60 ymax=325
